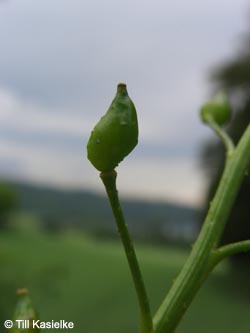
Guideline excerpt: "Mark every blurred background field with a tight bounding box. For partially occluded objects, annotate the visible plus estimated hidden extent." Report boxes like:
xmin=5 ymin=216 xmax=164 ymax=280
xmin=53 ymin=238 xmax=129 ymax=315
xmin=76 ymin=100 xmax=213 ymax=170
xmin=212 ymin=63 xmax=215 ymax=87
xmin=1 ymin=221 xmax=249 ymax=333
xmin=1 ymin=0 xmax=250 ymax=332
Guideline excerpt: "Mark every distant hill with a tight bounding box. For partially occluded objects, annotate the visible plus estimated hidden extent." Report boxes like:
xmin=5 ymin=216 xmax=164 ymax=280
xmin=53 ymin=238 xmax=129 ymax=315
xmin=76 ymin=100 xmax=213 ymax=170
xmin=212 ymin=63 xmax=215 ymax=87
xmin=8 ymin=181 xmax=202 ymax=244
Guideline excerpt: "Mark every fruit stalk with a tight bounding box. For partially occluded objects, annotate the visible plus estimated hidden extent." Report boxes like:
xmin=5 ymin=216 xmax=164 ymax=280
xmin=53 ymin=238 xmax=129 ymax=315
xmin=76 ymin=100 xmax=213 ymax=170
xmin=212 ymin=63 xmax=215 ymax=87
xmin=101 ymin=170 xmax=153 ymax=333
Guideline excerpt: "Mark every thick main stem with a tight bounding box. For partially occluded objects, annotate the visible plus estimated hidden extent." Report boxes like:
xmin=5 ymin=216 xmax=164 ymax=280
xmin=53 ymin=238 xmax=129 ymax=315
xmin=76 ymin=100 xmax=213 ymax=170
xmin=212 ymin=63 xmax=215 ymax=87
xmin=154 ymin=125 xmax=250 ymax=333
xmin=100 ymin=170 xmax=153 ymax=333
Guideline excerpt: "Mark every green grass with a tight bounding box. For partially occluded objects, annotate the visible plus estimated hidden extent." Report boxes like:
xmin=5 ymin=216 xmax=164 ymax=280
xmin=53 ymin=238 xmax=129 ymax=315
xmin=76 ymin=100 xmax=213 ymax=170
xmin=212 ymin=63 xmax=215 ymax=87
xmin=0 ymin=225 xmax=249 ymax=333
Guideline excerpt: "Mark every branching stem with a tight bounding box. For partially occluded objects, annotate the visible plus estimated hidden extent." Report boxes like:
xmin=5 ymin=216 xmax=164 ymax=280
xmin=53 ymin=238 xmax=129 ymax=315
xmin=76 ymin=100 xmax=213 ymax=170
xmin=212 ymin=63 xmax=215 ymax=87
xmin=210 ymin=240 xmax=250 ymax=268
xmin=153 ymin=125 xmax=250 ymax=333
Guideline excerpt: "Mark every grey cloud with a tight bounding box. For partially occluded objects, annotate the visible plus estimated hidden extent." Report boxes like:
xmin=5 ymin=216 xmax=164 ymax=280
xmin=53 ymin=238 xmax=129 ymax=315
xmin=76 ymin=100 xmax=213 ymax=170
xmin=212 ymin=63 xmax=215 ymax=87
xmin=0 ymin=157 xmax=25 ymax=179
xmin=0 ymin=123 xmax=198 ymax=159
xmin=0 ymin=0 xmax=249 ymax=203
xmin=0 ymin=0 xmax=248 ymax=109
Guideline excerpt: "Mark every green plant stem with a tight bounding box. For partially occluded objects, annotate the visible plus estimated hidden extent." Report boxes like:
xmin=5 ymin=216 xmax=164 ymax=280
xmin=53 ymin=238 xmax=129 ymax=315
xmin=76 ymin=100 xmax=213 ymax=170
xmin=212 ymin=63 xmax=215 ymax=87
xmin=100 ymin=170 xmax=153 ymax=333
xmin=205 ymin=115 xmax=235 ymax=155
xmin=153 ymin=124 xmax=250 ymax=333
xmin=210 ymin=240 xmax=250 ymax=268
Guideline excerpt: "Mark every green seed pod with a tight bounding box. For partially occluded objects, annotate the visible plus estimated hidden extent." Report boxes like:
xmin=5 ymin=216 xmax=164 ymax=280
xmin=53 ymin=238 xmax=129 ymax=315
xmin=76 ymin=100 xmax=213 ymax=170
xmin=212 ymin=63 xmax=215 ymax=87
xmin=11 ymin=289 xmax=40 ymax=333
xmin=87 ymin=83 xmax=138 ymax=172
xmin=200 ymin=92 xmax=231 ymax=126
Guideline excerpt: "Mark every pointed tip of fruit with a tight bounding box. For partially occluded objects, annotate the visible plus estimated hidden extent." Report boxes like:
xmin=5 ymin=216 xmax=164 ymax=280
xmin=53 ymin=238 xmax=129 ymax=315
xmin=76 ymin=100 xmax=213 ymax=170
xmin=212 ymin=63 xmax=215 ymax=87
xmin=117 ymin=83 xmax=128 ymax=96
xmin=117 ymin=82 xmax=127 ymax=88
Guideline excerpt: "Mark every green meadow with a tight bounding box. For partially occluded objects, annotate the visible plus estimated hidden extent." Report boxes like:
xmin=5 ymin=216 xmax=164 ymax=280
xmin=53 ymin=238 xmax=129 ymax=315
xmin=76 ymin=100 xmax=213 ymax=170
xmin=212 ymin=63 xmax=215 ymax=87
xmin=0 ymin=220 xmax=249 ymax=333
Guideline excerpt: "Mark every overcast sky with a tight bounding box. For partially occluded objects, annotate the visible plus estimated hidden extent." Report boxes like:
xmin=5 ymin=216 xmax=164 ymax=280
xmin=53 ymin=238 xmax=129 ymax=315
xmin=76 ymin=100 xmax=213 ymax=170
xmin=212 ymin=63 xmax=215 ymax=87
xmin=0 ymin=0 xmax=249 ymax=206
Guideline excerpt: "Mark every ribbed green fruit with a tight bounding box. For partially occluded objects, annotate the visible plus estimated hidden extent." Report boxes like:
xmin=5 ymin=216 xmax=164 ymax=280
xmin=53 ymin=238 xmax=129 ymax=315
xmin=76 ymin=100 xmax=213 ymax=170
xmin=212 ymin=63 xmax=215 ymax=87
xmin=87 ymin=83 xmax=138 ymax=171
xmin=11 ymin=289 xmax=40 ymax=333
xmin=200 ymin=93 xmax=231 ymax=126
